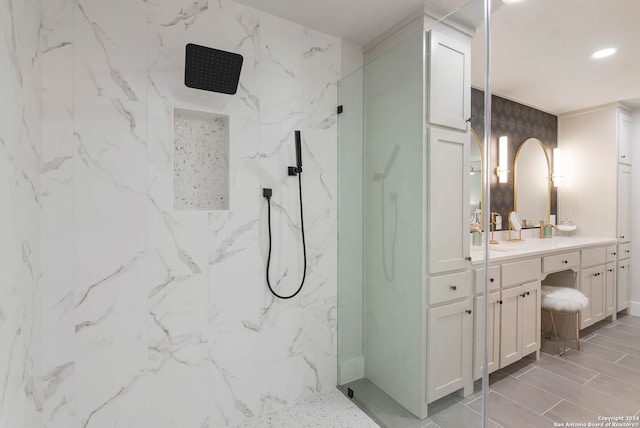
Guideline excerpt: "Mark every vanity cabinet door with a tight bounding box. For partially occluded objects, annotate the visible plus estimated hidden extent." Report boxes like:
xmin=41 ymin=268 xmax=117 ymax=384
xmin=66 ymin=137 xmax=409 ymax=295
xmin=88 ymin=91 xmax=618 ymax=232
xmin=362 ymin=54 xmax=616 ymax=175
xmin=427 ymin=299 xmax=473 ymax=403
xmin=499 ymin=286 xmax=522 ymax=368
xmin=618 ymin=164 xmax=631 ymax=242
xmin=473 ymin=292 xmax=500 ymax=380
xmin=605 ymin=262 xmax=617 ymax=317
xmin=520 ymin=281 xmax=541 ymax=357
xmin=580 ymin=266 xmax=605 ymax=328
xmin=617 ymin=259 xmax=631 ymax=311
xmin=426 ymin=128 xmax=469 ymax=274
xmin=500 ymin=281 xmax=540 ymax=368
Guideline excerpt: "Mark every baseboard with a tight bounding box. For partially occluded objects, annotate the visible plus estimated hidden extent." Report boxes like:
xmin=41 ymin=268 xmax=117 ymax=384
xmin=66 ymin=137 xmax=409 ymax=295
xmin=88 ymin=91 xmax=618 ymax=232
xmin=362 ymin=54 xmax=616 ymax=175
xmin=629 ymin=301 xmax=640 ymax=316
xmin=338 ymin=356 xmax=364 ymax=385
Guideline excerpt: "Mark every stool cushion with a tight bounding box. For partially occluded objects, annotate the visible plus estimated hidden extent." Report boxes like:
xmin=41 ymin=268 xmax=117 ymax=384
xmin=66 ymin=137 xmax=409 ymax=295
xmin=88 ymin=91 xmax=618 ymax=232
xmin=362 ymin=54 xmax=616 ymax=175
xmin=541 ymin=286 xmax=588 ymax=312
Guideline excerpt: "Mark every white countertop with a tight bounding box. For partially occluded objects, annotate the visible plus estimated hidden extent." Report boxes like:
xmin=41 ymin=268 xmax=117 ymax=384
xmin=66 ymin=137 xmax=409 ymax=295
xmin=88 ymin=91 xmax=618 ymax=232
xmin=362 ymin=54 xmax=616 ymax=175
xmin=470 ymin=236 xmax=619 ymax=264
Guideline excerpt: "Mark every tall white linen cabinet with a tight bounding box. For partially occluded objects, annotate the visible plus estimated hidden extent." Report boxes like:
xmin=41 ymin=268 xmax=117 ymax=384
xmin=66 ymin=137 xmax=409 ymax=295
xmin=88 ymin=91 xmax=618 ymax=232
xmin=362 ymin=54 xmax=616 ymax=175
xmin=362 ymin=9 xmax=473 ymax=419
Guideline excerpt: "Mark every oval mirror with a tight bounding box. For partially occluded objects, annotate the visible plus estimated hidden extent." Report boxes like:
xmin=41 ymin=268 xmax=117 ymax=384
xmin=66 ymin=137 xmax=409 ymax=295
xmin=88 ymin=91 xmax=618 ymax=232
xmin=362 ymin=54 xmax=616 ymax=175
xmin=509 ymin=211 xmax=522 ymax=231
xmin=514 ymin=138 xmax=551 ymax=226
xmin=469 ymin=129 xmax=483 ymax=226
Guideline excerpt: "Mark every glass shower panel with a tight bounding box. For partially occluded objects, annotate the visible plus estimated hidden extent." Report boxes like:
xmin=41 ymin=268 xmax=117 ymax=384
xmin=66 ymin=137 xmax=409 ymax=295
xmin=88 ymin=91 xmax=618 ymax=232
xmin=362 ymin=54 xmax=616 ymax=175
xmin=362 ymin=32 xmax=426 ymax=417
xmin=337 ymin=67 xmax=364 ymax=387
xmin=337 ymin=1 xmax=490 ymax=426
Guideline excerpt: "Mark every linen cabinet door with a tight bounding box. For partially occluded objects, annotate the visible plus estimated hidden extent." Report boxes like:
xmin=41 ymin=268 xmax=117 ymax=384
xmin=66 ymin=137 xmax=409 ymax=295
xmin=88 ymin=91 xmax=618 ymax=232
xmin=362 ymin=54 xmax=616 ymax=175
xmin=427 ymin=299 xmax=473 ymax=402
xmin=426 ymin=128 xmax=469 ymax=274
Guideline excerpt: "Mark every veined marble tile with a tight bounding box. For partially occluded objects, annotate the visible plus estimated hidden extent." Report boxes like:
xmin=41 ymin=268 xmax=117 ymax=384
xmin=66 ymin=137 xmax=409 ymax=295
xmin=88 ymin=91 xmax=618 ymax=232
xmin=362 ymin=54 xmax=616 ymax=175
xmin=148 ymin=162 xmax=209 ymax=275
xmin=74 ymin=0 xmax=148 ymax=101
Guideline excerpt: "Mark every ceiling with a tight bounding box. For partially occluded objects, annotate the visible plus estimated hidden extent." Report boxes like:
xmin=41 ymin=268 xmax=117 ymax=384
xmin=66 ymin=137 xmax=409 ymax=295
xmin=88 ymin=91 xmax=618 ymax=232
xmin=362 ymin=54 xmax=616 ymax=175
xmin=232 ymin=0 xmax=640 ymax=115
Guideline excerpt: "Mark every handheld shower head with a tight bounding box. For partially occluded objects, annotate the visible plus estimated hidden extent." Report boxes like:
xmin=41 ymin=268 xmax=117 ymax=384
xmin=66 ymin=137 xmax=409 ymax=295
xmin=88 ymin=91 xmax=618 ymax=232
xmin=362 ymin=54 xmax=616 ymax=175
xmin=295 ymin=130 xmax=302 ymax=171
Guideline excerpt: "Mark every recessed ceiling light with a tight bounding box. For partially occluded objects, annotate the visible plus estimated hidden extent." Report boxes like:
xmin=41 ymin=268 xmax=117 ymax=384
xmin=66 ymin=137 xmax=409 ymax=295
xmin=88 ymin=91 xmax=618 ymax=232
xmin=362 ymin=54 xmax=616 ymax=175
xmin=591 ymin=47 xmax=618 ymax=59
xmin=502 ymin=0 xmax=525 ymax=4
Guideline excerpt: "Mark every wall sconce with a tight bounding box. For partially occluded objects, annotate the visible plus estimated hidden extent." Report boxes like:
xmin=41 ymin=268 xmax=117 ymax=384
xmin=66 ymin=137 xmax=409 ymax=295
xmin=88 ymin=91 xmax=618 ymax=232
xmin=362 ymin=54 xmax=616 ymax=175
xmin=552 ymin=147 xmax=563 ymax=187
xmin=495 ymin=136 xmax=509 ymax=183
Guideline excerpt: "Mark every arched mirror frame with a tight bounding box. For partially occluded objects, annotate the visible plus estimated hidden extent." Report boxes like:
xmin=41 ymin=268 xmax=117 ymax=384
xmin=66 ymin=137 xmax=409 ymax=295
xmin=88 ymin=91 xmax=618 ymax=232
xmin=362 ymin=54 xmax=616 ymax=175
xmin=470 ymin=128 xmax=485 ymax=227
xmin=513 ymin=137 xmax=552 ymax=225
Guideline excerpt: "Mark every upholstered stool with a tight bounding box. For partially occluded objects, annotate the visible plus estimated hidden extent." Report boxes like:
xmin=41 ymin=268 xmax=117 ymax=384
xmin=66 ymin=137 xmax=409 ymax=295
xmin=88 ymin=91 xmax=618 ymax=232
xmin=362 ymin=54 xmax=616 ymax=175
xmin=541 ymin=286 xmax=589 ymax=356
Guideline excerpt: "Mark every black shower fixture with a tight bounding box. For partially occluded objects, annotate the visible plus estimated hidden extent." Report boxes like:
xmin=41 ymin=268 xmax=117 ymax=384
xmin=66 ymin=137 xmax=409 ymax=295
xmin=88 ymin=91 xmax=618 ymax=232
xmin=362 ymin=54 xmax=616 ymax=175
xmin=184 ymin=43 xmax=243 ymax=95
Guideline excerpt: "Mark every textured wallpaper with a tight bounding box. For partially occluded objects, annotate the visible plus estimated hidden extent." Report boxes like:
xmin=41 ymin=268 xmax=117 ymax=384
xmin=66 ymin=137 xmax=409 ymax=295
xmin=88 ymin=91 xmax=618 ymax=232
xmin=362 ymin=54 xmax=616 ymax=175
xmin=471 ymin=88 xmax=558 ymax=224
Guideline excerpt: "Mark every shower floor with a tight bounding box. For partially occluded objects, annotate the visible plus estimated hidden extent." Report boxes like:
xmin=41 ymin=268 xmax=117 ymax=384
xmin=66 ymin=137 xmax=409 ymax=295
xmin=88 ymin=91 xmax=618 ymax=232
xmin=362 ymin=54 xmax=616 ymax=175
xmin=224 ymin=389 xmax=380 ymax=427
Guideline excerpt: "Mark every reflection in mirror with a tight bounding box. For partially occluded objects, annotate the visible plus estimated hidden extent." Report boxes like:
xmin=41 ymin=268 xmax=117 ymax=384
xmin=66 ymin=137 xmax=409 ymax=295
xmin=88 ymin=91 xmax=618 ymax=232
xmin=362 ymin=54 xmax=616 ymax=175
xmin=469 ymin=129 xmax=483 ymax=227
xmin=514 ymin=138 xmax=551 ymax=226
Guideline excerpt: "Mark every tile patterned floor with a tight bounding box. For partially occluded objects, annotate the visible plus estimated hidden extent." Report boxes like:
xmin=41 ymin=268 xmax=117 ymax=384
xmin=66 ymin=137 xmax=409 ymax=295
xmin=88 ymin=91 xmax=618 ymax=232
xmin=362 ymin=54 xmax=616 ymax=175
xmin=343 ymin=313 xmax=640 ymax=428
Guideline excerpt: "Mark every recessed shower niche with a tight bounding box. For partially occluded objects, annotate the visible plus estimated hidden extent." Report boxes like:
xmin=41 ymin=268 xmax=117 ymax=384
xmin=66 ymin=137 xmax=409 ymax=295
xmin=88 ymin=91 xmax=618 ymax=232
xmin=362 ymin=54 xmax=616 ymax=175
xmin=173 ymin=107 xmax=230 ymax=211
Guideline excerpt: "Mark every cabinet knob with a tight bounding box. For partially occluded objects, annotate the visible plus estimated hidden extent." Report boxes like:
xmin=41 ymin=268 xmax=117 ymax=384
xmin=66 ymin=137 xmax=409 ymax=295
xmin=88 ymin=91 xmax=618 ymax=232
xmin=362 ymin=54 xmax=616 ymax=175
xmin=466 ymin=256 xmax=472 ymax=262
xmin=450 ymin=285 xmax=457 ymax=291
xmin=613 ymin=252 xmax=617 ymax=256
xmin=620 ymin=235 xmax=625 ymax=239
xmin=622 ymin=155 xmax=626 ymax=159
xmin=489 ymin=278 xmax=495 ymax=283
xmin=527 ymin=291 xmax=530 ymax=295
xmin=609 ymin=269 xmax=614 ymax=272
xmin=626 ymin=250 xmax=630 ymax=253
xmin=465 ymin=309 xmax=472 ymax=314
xmin=562 ymin=260 xmax=568 ymax=264
xmin=621 ymin=266 xmax=626 ymax=269
xmin=498 ymin=300 xmax=503 ymax=305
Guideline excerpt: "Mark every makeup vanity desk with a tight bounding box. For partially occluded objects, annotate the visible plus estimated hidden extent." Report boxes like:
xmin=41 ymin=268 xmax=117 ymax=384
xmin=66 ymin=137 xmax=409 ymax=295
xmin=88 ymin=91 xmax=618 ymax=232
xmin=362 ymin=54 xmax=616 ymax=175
xmin=468 ymin=236 xmax=628 ymax=379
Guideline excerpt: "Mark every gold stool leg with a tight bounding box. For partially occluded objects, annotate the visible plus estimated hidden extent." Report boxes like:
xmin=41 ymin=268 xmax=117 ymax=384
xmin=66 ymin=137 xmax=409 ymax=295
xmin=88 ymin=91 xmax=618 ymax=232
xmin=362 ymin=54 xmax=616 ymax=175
xmin=573 ymin=311 xmax=582 ymax=351
xmin=549 ymin=311 xmax=562 ymax=356
xmin=562 ymin=310 xmax=572 ymax=356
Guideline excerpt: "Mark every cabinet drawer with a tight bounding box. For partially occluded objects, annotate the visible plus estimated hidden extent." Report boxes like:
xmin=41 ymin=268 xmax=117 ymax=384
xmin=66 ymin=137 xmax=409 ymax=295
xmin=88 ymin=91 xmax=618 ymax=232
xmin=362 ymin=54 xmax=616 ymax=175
xmin=502 ymin=258 xmax=540 ymax=287
xmin=428 ymin=271 xmax=471 ymax=305
xmin=606 ymin=245 xmax=618 ymax=263
xmin=474 ymin=265 xmax=501 ymax=294
xmin=581 ymin=247 xmax=606 ymax=268
xmin=619 ymin=243 xmax=632 ymax=260
xmin=543 ymin=251 xmax=579 ymax=273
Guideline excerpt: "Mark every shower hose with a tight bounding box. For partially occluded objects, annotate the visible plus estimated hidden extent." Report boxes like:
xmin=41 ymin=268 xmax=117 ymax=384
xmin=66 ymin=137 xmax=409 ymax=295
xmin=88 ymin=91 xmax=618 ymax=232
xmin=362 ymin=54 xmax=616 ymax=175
xmin=264 ymin=172 xmax=307 ymax=299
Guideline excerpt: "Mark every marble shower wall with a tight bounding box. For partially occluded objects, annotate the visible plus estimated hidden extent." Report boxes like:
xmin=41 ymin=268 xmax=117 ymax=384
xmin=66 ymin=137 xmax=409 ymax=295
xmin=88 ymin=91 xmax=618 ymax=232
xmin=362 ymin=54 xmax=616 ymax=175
xmin=0 ymin=0 xmax=43 ymax=427
xmin=40 ymin=0 xmax=340 ymax=427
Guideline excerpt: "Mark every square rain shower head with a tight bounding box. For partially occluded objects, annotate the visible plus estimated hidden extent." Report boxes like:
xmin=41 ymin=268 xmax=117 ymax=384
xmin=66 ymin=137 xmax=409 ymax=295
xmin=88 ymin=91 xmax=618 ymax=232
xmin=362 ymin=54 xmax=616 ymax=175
xmin=184 ymin=43 xmax=243 ymax=95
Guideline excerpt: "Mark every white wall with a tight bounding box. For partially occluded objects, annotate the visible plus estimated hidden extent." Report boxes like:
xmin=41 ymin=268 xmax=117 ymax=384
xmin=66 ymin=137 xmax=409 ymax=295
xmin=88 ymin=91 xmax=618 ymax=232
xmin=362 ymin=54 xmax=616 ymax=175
xmin=40 ymin=0 xmax=340 ymax=427
xmin=0 ymin=0 xmax=43 ymax=426
xmin=631 ymin=109 xmax=640 ymax=315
